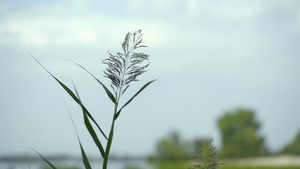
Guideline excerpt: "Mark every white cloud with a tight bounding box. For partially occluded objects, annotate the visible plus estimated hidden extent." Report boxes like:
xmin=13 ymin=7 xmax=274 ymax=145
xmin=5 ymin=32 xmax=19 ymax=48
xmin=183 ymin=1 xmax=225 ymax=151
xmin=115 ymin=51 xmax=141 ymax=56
xmin=125 ymin=0 xmax=144 ymax=13
xmin=215 ymin=0 xmax=262 ymax=20
xmin=185 ymin=0 xmax=199 ymax=18
xmin=0 ymin=20 xmax=47 ymax=47
xmin=187 ymin=0 xmax=262 ymax=21
xmin=151 ymin=0 xmax=181 ymax=13
xmin=0 ymin=15 xmax=105 ymax=48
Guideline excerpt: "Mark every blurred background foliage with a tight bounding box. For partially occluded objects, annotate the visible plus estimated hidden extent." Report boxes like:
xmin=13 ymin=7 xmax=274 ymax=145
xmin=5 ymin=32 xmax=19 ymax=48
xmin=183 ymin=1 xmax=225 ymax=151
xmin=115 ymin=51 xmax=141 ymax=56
xmin=146 ymin=108 xmax=300 ymax=169
xmin=280 ymin=130 xmax=300 ymax=155
xmin=147 ymin=131 xmax=190 ymax=169
xmin=217 ymin=108 xmax=269 ymax=158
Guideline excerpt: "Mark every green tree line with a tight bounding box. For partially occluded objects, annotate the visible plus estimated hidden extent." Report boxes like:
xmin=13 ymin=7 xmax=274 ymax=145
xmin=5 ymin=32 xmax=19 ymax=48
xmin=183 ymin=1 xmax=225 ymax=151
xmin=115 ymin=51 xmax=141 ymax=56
xmin=149 ymin=108 xmax=300 ymax=165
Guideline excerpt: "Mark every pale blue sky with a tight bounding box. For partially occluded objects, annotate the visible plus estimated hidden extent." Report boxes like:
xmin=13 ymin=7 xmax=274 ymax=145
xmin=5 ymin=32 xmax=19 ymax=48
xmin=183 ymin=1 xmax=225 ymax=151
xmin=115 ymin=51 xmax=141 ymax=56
xmin=1 ymin=0 xmax=299 ymax=157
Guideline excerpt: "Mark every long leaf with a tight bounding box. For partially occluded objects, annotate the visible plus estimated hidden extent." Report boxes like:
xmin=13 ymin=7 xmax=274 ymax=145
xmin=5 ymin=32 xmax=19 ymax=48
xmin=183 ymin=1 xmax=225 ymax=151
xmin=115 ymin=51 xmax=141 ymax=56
xmin=27 ymin=49 xmax=108 ymax=140
xmin=114 ymin=79 xmax=156 ymax=120
xmin=26 ymin=49 xmax=80 ymax=104
xmin=78 ymin=140 xmax=92 ymax=169
xmin=83 ymin=106 xmax=108 ymax=140
xmin=66 ymin=106 xmax=92 ymax=169
xmin=31 ymin=148 xmax=57 ymax=169
xmin=82 ymin=104 xmax=106 ymax=158
xmin=69 ymin=60 xmax=117 ymax=104
xmin=73 ymin=84 xmax=106 ymax=158
xmin=72 ymin=81 xmax=108 ymax=140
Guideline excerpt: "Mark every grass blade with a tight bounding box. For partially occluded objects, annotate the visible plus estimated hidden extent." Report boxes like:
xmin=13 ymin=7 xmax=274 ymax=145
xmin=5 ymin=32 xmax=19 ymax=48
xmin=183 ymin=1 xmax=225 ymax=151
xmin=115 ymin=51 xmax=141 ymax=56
xmin=66 ymin=105 xmax=92 ymax=169
xmin=72 ymin=81 xmax=108 ymax=140
xmin=69 ymin=60 xmax=117 ymax=104
xmin=114 ymin=80 xmax=156 ymax=120
xmin=82 ymin=105 xmax=106 ymax=158
xmin=78 ymin=140 xmax=92 ymax=169
xmin=26 ymin=49 xmax=80 ymax=104
xmin=31 ymin=149 xmax=57 ymax=169
xmin=73 ymin=83 xmax=106 ymax=158
xmin=83 ymin=106 xmax=108 ymax=140
xmin=27 ymin=49 xmax=108 ymax=140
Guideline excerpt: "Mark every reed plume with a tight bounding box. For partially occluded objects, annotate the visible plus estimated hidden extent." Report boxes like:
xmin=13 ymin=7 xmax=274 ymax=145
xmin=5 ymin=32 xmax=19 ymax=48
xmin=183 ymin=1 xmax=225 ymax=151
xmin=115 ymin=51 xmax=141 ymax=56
xmin=103 ymin=29 xmax=150 ymax=97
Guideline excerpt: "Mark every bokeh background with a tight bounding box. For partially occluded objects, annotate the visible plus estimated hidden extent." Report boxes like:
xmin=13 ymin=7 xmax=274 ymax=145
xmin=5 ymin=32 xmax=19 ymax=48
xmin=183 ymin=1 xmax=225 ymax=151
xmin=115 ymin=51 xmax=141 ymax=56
xmin=1 ymin=0 xmax=299 ymax=159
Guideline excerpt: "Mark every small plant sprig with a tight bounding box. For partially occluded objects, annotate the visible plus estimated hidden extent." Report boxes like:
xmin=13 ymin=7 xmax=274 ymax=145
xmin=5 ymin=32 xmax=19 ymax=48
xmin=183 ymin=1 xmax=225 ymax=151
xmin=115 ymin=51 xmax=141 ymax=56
xmin=189 ymin=139 xmax=224 ymax=169
xmin=28 ymin=30 xmax=155 ymax=169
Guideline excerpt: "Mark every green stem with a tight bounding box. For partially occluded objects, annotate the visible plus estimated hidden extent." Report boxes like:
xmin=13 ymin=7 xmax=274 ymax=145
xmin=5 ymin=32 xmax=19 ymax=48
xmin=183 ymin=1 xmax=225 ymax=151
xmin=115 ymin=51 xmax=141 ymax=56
xmin=103 ymin=96 xmax=120 ymax=169
xmin=103 ymin=48 xmax=130 ymax=169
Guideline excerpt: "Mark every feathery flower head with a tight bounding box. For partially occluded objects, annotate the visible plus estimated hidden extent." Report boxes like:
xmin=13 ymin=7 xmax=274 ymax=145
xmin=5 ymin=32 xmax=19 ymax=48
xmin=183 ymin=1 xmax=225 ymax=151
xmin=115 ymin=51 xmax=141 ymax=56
xmin=103 ymin=30 xmax=150 ymax=96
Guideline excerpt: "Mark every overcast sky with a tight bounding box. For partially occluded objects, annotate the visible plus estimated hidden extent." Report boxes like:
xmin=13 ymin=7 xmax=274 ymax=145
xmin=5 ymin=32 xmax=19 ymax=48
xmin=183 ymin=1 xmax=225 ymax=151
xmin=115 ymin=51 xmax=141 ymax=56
xmin=1 ymin=0 xmax=300 ymax=157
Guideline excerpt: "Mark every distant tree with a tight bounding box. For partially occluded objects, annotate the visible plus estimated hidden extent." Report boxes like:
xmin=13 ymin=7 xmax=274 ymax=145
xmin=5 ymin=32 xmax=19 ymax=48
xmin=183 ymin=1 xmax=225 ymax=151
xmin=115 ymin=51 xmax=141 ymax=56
xmin=217 ymin=108 xmax=268 ymax=158
xmin=281 ymin=130 xmax=300 ymax=155
xmin=148 ymin=131 xmax=190 ymax=169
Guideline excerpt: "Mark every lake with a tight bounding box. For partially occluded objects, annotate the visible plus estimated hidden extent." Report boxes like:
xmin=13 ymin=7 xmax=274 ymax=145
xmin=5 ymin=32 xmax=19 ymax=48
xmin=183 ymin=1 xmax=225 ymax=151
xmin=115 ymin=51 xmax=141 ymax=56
xmin=0 ymin=159 xmax=152 ymax=169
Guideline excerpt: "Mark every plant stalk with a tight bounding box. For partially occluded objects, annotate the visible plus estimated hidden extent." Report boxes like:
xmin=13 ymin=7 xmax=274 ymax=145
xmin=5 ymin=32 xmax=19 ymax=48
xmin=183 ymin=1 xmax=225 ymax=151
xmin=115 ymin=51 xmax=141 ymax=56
xmin=102 ymin=102 xmax=118 ymax=169
xmin=103 ymin=91 xmax=121 ymax=169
